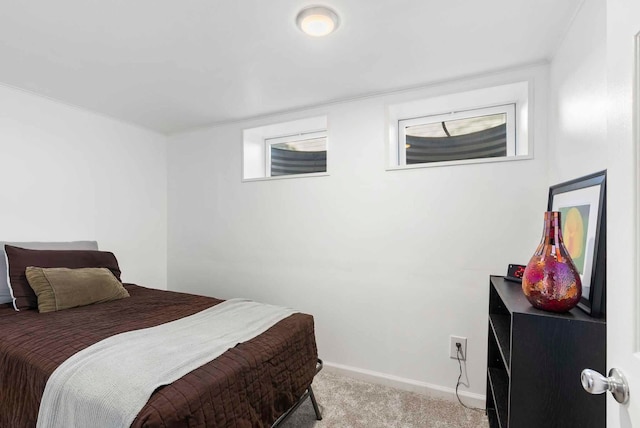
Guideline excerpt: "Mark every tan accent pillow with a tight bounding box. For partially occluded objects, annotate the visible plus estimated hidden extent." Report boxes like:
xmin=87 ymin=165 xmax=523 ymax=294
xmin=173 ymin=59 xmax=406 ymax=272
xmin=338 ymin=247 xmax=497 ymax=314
xmin=25 ymin=267 xmax=130 ymax=313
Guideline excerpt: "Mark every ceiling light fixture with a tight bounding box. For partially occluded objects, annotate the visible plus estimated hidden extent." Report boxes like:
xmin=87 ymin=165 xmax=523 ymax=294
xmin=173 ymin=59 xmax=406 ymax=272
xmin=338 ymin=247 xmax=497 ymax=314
xmin=296 ymin=6 xmax=340 ymax=37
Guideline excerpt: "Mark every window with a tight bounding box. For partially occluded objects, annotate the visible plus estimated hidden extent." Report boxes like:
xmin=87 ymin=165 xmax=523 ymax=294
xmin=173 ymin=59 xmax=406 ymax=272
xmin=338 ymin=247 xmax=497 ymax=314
xmin=266 ymin=131 xmax=327 ymax=177
xmin=243 ymin=116 xmax=328 ymax=181
xmin=387 ymin=81 xmax=530 ymax=169
xmin=398 ymin=104 xmax=515 ymax=166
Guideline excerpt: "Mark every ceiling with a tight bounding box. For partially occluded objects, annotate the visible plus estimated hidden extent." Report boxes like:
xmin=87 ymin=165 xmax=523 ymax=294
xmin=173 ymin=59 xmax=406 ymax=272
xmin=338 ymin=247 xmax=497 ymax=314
xmin=0 ymin=0 xmax=583 ymax=134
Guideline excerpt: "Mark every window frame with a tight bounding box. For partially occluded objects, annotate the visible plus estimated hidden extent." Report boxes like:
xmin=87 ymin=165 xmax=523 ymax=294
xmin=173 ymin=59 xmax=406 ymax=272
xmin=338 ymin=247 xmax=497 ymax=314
xmin=385 ymin=81 xmax=531 ymax=171
xmin=242 ymin=115 xmax=328 ymax=182
xmin=264 ymin=130 xmax=328 ymax=178
xmin=397 ymin=103 xmax=517 ymax=166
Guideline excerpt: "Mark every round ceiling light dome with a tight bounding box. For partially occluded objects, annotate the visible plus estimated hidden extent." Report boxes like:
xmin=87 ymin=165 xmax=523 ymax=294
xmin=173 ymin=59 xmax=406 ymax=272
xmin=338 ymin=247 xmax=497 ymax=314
xmin=296 ymin=6 xmax=340 ymax=37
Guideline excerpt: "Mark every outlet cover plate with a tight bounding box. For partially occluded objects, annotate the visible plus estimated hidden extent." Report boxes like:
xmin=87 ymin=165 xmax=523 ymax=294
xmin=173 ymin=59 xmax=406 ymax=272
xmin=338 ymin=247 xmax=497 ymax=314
xmin=449 ymin=336 xmax=467 ymax=360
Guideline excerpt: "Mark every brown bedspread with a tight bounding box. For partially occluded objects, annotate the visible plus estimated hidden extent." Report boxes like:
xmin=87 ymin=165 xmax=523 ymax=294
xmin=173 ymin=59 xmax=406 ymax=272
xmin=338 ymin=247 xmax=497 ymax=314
xmin=0 ymin=284 xmax=318 ymax=427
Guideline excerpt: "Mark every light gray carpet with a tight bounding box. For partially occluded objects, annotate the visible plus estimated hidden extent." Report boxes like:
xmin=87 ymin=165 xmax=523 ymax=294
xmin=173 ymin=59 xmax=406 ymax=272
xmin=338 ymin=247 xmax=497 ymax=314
xmin=281 ymin=371 xmax=488 ymax=428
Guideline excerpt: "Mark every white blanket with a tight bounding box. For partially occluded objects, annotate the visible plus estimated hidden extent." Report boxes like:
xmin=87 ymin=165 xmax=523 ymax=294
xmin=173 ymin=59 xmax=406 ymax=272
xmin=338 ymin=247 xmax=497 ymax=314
xmin=37 ymin=299 xmax=298 ymax=428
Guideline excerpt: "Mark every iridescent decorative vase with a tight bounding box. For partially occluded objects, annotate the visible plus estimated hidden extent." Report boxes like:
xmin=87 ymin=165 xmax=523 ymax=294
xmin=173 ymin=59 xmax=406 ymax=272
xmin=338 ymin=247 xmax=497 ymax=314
xmin=522 ymin=211 xmax=582 ymax=312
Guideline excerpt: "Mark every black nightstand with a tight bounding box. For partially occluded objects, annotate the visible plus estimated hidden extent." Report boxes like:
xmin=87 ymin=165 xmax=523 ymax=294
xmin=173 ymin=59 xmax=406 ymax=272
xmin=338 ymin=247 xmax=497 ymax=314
xmin=486 ymin=276 xmax=606 ymax=428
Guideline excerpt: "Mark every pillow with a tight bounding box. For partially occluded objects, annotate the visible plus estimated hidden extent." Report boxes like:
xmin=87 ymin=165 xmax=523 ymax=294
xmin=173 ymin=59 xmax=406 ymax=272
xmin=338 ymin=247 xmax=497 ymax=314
xmin=4 ymin=245 xmax=121 ymax=311
xmin=25 ymin=267 xmax=129 ymax=313
xmin=0 ymin=241 xmax=98 ymax=304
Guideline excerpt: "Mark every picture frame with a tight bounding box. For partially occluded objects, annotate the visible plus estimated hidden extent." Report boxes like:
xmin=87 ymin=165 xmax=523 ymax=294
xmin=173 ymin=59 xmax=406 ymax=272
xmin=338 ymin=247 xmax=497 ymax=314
xmin=548 ymin=170 xmax=606 ymax=317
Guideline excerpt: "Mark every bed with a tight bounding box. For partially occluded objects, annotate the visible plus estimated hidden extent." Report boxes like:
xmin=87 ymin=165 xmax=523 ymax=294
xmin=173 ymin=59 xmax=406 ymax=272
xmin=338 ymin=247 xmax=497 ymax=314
xmin=0 ymin=243 xmax=321 ymax=427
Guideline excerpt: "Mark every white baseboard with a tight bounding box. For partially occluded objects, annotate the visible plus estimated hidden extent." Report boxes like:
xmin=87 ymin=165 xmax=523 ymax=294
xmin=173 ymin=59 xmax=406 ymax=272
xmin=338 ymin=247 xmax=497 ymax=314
xmin=321 ymin=361 xmax=486 ymax=409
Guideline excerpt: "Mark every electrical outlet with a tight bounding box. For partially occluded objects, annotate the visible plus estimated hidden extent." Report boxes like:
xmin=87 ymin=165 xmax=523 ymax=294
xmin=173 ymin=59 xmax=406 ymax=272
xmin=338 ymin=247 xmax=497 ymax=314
xmin=449 ymin=336 xmax=467 ymax=360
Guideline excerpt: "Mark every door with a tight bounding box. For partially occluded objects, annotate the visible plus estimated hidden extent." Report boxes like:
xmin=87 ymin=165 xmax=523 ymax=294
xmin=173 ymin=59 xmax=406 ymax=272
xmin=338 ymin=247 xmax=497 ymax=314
xmin=606 ymin=0 xmax=640 ymax=426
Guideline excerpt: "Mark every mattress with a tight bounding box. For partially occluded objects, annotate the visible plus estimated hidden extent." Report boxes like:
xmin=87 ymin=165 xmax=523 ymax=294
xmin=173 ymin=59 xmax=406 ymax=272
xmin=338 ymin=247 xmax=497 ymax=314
xmin=0 ymin=284 xmax=318 ymax=427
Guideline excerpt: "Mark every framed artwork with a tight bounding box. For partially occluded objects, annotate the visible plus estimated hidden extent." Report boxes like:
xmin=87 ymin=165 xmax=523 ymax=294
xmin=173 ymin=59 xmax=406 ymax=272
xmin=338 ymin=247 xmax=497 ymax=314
xmin=548 ymin=170 xmax=606 ymax=317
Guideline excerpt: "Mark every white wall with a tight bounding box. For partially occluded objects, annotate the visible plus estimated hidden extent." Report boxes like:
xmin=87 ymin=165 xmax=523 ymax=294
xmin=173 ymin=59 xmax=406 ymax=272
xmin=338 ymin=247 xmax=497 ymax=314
xmin=167 ymin=65 xmax=550 ymax=399
xmin=548 ymin=0 xmax=607 ymax=184
xmin=0 ymin=84 xmax=168 ymax=289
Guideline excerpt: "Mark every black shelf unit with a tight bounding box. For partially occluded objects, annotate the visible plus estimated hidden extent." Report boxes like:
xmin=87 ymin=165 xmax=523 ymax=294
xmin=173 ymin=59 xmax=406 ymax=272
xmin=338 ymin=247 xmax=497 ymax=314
xmin=486 ymin=276 xmax=606 ymax=428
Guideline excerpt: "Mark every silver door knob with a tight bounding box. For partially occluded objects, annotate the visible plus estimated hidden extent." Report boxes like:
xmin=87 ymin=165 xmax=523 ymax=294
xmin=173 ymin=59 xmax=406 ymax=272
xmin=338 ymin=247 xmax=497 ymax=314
xmin=581 ymin=368 xmax=629 ymax=404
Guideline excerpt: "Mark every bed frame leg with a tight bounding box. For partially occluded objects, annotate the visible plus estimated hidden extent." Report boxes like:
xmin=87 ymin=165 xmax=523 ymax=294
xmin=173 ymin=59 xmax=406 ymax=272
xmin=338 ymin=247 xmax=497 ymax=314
xmin=271 ymin=359 xmax=324 ymax=427
xmin=308 ymin=385 xmax=322 ymax=421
